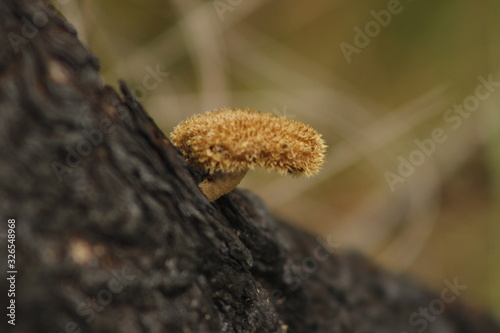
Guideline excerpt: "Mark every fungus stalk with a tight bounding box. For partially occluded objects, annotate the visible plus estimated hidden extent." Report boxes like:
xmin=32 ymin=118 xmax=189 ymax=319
xmin=198 ymin=169 xmax=248 ymax=202
xmin=170 ymin=108 xmax=326 ymax=202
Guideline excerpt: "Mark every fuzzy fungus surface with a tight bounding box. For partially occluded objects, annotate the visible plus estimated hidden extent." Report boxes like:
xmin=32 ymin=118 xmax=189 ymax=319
xmin=170 ymin=108 xmax=327 ymax=176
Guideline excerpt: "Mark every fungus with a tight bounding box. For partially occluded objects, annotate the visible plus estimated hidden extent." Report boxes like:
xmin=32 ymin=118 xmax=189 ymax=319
xmin=170 ymin=108 xmax=326 ymax=201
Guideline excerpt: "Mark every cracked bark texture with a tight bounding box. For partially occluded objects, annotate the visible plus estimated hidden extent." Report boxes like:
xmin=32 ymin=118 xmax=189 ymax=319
xmin=0 ymin=0 xmax=499 ymax=332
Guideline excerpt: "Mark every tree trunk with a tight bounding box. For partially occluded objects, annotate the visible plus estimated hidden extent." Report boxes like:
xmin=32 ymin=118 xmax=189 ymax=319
xmin=0 ymin=0 xmax=498 ymax=332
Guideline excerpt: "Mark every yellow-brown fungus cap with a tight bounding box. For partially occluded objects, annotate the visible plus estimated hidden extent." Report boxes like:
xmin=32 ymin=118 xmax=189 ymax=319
xmin=170 ymin=108 xmax=326 ymax=176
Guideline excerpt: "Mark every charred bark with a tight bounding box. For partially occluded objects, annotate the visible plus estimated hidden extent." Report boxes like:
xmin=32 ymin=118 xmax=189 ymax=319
xmin=0 ymin=1 xmax=498 ymax=332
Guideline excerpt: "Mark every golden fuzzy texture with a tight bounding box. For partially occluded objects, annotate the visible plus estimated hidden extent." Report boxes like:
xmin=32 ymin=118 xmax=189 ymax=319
xmin=170 ymin=108 xmax=326 ymax=176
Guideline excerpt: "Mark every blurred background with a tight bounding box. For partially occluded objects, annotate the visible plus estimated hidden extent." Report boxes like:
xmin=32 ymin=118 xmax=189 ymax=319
xmin=56 ymin=0 xmax=500 ymax=318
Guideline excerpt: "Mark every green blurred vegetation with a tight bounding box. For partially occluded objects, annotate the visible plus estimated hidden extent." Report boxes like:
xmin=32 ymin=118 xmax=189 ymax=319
xmin=56 ymin=0 xmax=500 ymax=317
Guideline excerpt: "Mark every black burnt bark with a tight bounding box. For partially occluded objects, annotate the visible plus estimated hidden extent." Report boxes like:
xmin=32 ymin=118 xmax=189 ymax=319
xmin=0 ymin=0 xmax=499 ymax=332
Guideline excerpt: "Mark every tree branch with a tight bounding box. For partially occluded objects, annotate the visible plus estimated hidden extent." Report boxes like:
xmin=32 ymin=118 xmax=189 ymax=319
xmin=0 ymin=1 xmax=498 ymax=332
